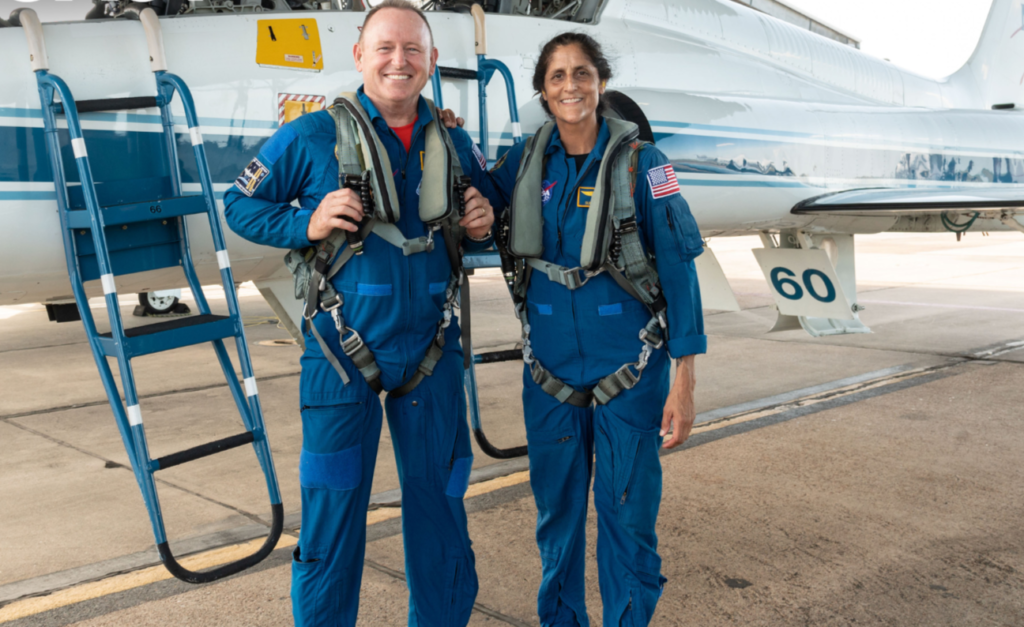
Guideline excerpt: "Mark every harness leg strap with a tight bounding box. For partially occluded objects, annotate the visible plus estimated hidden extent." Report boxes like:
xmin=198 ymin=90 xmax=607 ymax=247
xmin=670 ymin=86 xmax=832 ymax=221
xmin=530 ymin=362 xmax=593 ymax=408
xmin=593 ymin=364 xmax=640 ymax=405
xmin=340 ymin=331 xmax=383 ymax=393
xmin=390 ymin=337 xmax=445 ymax=398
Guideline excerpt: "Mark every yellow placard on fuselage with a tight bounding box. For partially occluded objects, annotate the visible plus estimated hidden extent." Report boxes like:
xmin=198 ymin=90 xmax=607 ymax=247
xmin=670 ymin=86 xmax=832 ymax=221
xmin=282 ymin=100 xmax=324 ymax=124
xmin=256 ymin=19 xmax=324 ymax=72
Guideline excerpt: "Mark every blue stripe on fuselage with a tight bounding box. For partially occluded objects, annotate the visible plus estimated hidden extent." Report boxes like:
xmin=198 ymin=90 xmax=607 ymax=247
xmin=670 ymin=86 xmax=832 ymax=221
xmin=3 ymin=118 xmax=1024 ymax=189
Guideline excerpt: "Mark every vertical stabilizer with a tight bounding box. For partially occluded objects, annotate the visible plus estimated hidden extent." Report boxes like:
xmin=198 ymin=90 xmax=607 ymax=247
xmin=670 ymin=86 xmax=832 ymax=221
xmin=952 ymin=0 xmax=1024 ymax=108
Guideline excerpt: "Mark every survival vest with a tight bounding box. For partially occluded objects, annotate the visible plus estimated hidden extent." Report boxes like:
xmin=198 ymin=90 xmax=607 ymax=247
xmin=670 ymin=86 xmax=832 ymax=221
xmin=497 ymin=116 xmax=668 ymax=406
xmin=285 ymin=93 xmax=467 ymax=396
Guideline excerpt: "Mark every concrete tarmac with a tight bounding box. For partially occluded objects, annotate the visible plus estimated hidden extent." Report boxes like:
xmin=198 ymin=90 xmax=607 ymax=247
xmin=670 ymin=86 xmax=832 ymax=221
xmin=1 ymin=233 xmax=1023 ymax=625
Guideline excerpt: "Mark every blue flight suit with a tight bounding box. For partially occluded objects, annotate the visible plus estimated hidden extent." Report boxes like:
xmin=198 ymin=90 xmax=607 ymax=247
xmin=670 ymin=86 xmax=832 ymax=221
xmin=224 ymin=88 xmax=500 ymax=627
xmin=490 ymin=119 xmax=706 ymax=626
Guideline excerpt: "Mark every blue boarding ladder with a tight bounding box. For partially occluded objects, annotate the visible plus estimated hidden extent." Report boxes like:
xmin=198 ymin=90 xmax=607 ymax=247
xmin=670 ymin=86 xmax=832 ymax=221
xmin=430 ymin=5 xmax=528 ymax=460
xmin=11 ymin=7 xmax=283 ymax=583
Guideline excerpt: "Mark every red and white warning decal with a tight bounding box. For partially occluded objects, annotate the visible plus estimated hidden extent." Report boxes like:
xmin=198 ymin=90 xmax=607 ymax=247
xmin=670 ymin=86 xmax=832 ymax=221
xmin=278 ymin=93 xmax=326 ymax=126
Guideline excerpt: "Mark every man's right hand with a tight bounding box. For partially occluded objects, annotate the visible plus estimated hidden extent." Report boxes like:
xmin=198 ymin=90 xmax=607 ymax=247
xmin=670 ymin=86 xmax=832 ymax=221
xmin=307 ymin=188 xmax=364 ymax=242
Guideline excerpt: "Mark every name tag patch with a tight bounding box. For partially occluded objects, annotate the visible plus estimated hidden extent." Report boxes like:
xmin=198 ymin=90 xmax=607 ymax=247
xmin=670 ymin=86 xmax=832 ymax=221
xmin=577 ymin=186 xmax=594 ymax=208
xmin=234 ymin=159 xmax=270 ymax=197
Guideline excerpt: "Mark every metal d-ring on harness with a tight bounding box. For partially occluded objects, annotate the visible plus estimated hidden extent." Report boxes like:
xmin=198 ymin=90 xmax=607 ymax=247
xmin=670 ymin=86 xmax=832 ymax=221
xmin=498 ymin=116 xmax=669 ymax=407
xmin=286 ymin=93 xmax=466 ymax=397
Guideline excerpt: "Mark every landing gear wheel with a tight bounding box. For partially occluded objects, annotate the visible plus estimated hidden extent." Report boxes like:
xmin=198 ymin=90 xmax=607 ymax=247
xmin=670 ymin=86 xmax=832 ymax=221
xmin=604 ymin=90 xmax=655 ymax=144
xmin=139 ymin=291 xmax=180 ymax=315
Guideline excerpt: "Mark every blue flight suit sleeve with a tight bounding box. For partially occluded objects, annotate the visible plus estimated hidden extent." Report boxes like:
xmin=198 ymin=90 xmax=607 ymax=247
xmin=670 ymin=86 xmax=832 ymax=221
xmin=634 ymin=146 xmax=708 ymax=358
xmin=486 ymin=142 xmax=526 ymax=211
xmin=449 ymin=126 xmax=502 ymax=251
xmin=224 ymin=122 xmax=319 ymax=250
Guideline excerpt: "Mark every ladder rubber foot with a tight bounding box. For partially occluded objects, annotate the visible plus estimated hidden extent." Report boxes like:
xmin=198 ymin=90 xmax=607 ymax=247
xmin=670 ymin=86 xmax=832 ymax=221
xmin=472 ymin=428 xmax=527 ymax=459
xmin=157 ymin=502 xmax=284 ymax=584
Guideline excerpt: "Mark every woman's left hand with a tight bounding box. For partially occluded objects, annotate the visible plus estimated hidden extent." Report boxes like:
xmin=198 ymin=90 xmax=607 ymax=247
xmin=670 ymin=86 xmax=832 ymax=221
xmin=436 ymin=107 xmax=465 ymax=129
xmin=460 ymin=186 xmax=494 ymax=240
xmin=661 ymin=355 xmax=696 ymax=449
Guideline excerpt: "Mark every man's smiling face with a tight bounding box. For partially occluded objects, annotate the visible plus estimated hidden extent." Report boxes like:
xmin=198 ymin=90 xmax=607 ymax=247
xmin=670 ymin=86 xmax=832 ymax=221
xmin=354 ymin=8 xmax=438 ymax=113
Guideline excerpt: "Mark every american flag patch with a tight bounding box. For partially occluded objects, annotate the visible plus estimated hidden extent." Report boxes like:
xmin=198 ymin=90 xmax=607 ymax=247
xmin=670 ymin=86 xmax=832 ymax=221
xmin=471 ymin=143 xmax=487 ymax=170
xmin=647 ymin=164 xmax=680 ymax=199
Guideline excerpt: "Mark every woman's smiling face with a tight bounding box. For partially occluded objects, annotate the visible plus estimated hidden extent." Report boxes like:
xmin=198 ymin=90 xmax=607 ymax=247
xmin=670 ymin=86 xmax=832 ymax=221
xmin=542 ymin=43 xmax=605 ymax=128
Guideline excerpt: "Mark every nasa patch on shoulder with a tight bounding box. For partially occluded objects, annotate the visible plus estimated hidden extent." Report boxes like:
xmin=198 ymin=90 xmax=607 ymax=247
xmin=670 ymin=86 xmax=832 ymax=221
xmin=234 ymin=159 xmax=270 ymax=197
xmin=471 ymin=142 xmax=487 ymax=170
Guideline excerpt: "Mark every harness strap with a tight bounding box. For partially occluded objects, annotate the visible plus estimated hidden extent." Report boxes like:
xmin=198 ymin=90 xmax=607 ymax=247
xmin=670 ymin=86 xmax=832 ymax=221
xmin=502 ymin=118 xmax=671 ymax=407
xmin=371 ymin=222 xmax=435 ymax=256
xmin=529 ymin=360 xmax=594 ymax=407
xmin=290 ymin=96 xmax=467 ymax=397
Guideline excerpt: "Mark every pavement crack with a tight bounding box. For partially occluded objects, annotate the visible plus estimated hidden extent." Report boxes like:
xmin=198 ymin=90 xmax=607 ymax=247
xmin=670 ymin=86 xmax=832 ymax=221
xmin=363 ymin=558 xmax=533 ymax=626
xmin=2 ymin=419 xmax=269 ymax=529
xmin=0 ymin=340 xmax=88 ymax=355
xmin=0 ymin=370 xmax=301 ymax=422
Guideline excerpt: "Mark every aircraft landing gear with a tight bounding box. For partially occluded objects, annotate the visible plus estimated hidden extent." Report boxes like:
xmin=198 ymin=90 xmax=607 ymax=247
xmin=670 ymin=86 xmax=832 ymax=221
xmin=136 ymin=290 xmax=190 ymax=316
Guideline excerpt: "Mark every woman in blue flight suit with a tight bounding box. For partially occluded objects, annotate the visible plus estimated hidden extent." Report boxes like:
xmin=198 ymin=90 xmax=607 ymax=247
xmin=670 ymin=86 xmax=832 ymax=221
xmin=488 ymin=33 xmax=706 ymax=626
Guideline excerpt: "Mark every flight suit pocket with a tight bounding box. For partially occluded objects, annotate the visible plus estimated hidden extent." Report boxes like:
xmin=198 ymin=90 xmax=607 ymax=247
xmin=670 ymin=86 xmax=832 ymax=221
xmin=299 ymin=401 xmax=367 ymax=491
xmin=614 ymin=427 xmax=663 ymax=534
xmin=667 ymin=201 xmax=704 ymax=262
xmin=299 ymin=445 xmax=361 ymax=491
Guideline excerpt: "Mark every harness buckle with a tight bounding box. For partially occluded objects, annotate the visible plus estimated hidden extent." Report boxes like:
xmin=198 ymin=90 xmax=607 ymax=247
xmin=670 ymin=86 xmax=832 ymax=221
xmin=313 ymin=248 xmax=332 ymax=275
xmin=340 ymin=329 xmax=366 ymax=357
xmin=320 ymin=294 xmax=342 ymax=312
xmin=638 ymin=326 xmax=664 ymax=350
xmin=549 ymin=266 xmax=596 ymax=290
xmin=616 ymin=216 xmax=638 ymax=234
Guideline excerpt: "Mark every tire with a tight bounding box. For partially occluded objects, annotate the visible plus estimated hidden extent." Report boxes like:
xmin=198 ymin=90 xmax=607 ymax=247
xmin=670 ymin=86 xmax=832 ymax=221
xmin=604 ymin=91 xmax=655 ymax=144
xmin=138 ymin=291 xmax=180 ymax=315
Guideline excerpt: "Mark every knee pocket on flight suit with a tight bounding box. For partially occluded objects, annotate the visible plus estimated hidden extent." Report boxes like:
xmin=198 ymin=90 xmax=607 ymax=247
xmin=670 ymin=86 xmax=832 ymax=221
xmin=299 ymin=402 xmax=366 ymax=491
xmin=291 ymin=545 xmax=343 ymax=623
xmin=607 ymin=420 xmax=663 ymax=535
xmin=444 ymin=399 xmax=474 ymax=499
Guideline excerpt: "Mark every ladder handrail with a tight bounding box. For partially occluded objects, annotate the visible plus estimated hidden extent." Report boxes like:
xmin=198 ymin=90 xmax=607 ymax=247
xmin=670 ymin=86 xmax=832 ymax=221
xmin=123 ymin=6 xmax=168 ymax=72
xmin=471 ymin=3 xmax=486 ymax=56
xmin=9 ymin=8 xmax=48 ymax=72
xmin=22 ymin=13 xmax=283 ymax=584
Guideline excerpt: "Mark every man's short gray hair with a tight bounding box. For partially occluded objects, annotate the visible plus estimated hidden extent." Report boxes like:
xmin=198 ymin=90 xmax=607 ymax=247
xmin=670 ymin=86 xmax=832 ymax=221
xmin=359 ymin=0 xmax=434 ymax=48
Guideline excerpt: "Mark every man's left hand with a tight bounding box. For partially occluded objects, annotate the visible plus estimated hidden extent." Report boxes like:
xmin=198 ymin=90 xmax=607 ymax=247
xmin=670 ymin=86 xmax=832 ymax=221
xmin=661 ymin=355 xmax=696 ymax=449
xmin=459 ymin=186 xmax=494 ymax=240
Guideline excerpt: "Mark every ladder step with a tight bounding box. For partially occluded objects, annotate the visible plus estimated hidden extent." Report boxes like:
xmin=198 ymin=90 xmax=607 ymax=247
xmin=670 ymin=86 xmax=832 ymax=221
xmin=56 ymin=96 xmax=160 ymax=115
xmin=438 ymin=66 xmax=478 ymax=80
xmin=99 ymin=314 xmax=237 ymax=358
xmin=67 ymin=195 xmax=209 ymax=229
xmin=153 ymin=431 xmax=256 ymax=471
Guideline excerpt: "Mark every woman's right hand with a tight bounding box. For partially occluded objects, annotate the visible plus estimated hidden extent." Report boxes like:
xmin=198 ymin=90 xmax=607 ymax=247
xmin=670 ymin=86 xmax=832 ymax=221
xmin=306 ymin=188 xmax=364 ymax=242
xmin=436 ymin=107 xmax=465 ymax=129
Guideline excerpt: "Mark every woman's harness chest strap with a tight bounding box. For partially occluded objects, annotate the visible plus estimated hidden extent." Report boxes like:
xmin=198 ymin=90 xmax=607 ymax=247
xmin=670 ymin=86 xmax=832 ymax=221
xmin=499 ymin=116 xmax=669 ymax=406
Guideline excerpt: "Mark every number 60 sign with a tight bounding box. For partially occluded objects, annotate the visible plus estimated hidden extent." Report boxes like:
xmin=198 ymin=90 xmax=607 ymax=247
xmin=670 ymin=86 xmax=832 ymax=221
xmin=752 ymin=247 xmax=854 ymax=320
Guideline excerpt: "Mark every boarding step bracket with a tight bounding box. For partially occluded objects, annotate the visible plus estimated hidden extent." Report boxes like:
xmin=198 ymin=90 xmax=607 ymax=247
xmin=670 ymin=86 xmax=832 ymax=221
xmin=13 ymin=6 xmax=284 ymax=584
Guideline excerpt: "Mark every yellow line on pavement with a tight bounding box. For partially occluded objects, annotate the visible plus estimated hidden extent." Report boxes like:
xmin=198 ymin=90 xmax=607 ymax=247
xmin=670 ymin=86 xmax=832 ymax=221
xmin=365 ymin=470 xmax=531 ymax=526
xmin=0 ymin=535 xmax=297 ymax=624
xmin=0 ymin=469 xmax=532 ymax=623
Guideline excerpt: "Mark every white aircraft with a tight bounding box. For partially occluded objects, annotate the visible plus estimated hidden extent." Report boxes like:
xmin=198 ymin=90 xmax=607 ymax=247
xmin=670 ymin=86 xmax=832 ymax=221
xmin=2 ymin=0 xmax=1023 ymax=339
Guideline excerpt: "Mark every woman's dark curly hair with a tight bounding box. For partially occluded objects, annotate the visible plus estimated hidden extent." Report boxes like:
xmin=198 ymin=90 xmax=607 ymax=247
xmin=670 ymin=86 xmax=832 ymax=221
xmin=532 ymin=32 xmax=613 ymax=117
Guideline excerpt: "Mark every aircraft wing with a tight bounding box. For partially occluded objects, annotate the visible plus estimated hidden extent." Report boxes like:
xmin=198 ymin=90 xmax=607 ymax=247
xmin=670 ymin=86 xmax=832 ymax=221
xmin=792 ymin=188 xmax=1024 ymax=216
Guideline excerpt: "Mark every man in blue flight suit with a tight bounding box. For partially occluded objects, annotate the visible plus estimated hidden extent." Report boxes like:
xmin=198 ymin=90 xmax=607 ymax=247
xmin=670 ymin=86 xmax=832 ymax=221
xmin=224 ymin=1 xmax=498 ymax=624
